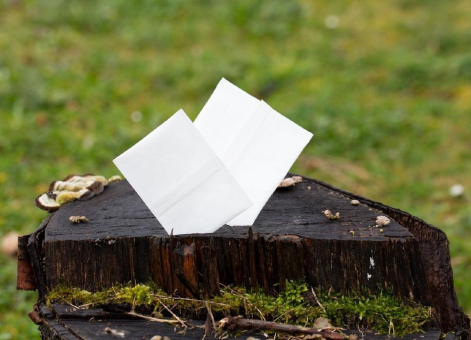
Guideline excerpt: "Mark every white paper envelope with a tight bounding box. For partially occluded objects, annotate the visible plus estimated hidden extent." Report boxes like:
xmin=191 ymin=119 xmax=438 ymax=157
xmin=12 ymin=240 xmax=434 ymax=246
xmin=194 ymin=79 xmax=313 ymax=226
xmin=113 ymin=109 xmax=252 ymax=235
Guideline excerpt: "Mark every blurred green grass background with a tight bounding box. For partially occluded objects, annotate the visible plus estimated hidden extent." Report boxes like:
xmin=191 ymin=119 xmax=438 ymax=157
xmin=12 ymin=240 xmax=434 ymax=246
xmin=0 ymin=0 xmax=470 ymax=338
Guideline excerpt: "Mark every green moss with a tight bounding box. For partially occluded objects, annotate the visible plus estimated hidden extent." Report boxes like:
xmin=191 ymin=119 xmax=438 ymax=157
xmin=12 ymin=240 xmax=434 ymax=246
xmin=117 ymin=285 xmax=154 ymax=305
xmin=47 ymin=281 xmax=433 ymax=337
xmin=46 ymin=283 xmax=164 ymax=307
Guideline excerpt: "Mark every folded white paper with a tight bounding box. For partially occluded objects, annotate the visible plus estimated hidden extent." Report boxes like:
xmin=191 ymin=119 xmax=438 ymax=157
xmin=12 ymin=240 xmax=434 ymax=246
xmin=113 ymin=109 xmax=252 ymax=235
xmin=194 ymin=79 xmax=313 ymax=226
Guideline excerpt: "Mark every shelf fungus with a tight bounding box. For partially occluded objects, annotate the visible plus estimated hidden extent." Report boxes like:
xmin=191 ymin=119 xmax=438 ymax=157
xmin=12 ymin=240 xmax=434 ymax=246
xmin=323 ymin=210 xmax=340 ymax=220
xmin=350 ymin=199 xmax=360 ymax=206
xmin=35 ymin=174 xmax=118 ymax=212
xmin=60 ymin=174 xmax=108 ymax=185
xmin=376 ymin=216 xmax=391 ymax=227
xmin=108 ymin=175 xmax=122 ymax=182
xmin=69 ymin=216 xmax=89 ymax=224
xmin=278 ymin=175 xmax=303 ymax=188
xmin=49 ymin=175 xmax=108 ymax=192
xmin=35 ymin=192 xmax=61 ymax=212
xmin=55 ymin=181 xmax=104 ymax=205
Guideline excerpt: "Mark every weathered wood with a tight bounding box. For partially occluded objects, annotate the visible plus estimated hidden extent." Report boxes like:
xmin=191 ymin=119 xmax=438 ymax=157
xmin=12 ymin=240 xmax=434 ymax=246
xmin=28 ymin=214 xmax=52 ymax=298
xmin=42 ymin=179 xmax=424 ymax=301
xmin=38 ymin=304 xmax=78 ymax=340
xmin=310 ymin=177 xmax=470 ymax=338
xmin=23 ymin=174 xmax=470 ymax=338
xmin=36 ymin=303 xmax=445 ymax=340
xmin=17 ymin=234 xmax=36 ymax=290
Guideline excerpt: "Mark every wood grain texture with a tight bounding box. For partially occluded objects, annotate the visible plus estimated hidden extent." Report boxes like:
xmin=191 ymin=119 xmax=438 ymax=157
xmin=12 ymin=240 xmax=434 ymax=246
xmin=17 ymin=234 xmax=36 ymax=290
xmin=37 ymin=303 xmax=444 ymax=340
xmin=27 ymin=174 xmax=470 ymax=337
xmin=28 ymin=214 xmax=52 ymax=298
xmin=43 ymin=178 xmax=428 ymax=303
xmin=308 ymin=177 xmax=470 ymax=337
xmin=44 ymin=178 xmax=412 ymax=241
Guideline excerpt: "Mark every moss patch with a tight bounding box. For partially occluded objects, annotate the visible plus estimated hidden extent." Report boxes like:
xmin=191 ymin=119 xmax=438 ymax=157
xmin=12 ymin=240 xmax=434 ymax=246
xmin=47 ymin=281 xmax=433 ymax=337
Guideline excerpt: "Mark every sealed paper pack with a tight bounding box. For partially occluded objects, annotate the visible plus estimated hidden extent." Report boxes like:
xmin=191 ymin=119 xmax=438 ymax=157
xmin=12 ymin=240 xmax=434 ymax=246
xmin=114 ymin=109 xmax=252 ymax=235
xmin=194 ymin=79 xmax=313 ymax=226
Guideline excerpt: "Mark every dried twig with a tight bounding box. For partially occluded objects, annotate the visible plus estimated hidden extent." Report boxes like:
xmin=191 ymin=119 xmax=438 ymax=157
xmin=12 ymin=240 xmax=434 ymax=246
xmin=205 ymin=301 xmax=217 ymax=331
xmin=219 ymin=316 xmax=345 ymax=340
xmin=63 ymin=300 xmax=80 ymax=310
xmin=356 ymin=321 xmax=364 ymax=340
xmin=157 ymin=298 xmax=188 ymax=328
xmin=204 ymin=312 xmax=211 ymax=339
xmin=311 ymin=287 xmax=326 ymax=313
xmin=127 ymin=310 xmax=182 ymax=325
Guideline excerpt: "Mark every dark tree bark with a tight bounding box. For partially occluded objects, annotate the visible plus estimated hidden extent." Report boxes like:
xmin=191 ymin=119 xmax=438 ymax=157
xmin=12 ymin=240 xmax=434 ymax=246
xmin=21 ymin=174 xmax=470 ymax=339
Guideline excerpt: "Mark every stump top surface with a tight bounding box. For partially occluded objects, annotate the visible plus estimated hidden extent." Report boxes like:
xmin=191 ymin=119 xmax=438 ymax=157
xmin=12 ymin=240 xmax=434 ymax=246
xmin=45 ymin=175 xmax=412 ymax=242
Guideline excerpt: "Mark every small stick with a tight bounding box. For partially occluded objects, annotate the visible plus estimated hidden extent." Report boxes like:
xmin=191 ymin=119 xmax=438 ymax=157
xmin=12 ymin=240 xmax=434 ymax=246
xmin=64 ymin=299 xmax=80 ymax=310
xmin=357 ymin=321 xmax=365 ymax=340
xmin=219 ymin=316 xmax=345 ymax=340
xmin=205 ymin=301 xmax=217 ymax=330
xmin=204 ymin=312 xmax=211 ymax=338
xmin=311 ymin=287 xmax=326 ymax=313
xmin=127 ymin=310 xmax=182 ymax=325
xmin=157 ymin=298 xmax=188 ymax=328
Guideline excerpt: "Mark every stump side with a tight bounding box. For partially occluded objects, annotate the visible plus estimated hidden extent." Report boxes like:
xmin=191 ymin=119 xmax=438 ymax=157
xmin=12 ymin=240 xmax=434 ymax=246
xmin=308 ymin=177 xmax=471 ymax=337
xmin=25 ymin=174 xmax=470 ymax=337
xmin=42 ymin=178 xmax=425 ymax=301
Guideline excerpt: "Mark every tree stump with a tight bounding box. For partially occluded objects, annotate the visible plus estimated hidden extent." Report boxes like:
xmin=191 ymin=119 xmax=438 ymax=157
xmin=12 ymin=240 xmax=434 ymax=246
xmin=19 ymin=174 xmax=470 ymax=339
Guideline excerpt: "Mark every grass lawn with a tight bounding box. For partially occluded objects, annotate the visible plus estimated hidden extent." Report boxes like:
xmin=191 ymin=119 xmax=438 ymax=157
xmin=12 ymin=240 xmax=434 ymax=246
xmin=0 ymin=0 xmax=470 ymax=338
